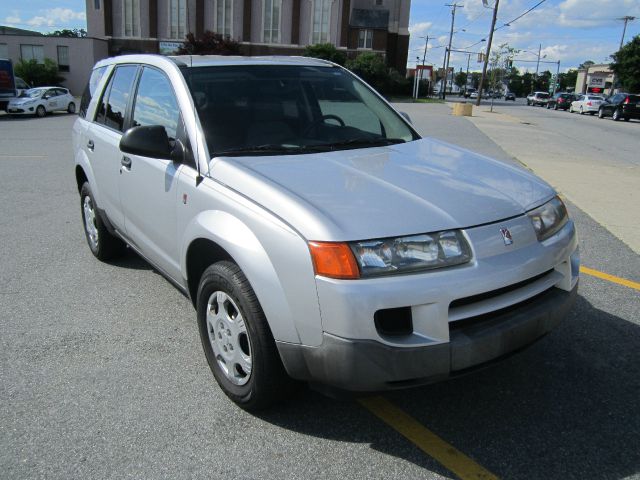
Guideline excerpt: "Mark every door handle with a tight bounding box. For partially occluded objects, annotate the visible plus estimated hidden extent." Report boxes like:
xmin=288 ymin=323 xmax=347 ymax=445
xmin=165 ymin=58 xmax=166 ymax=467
xmin=87 ymin=140 xmax=94 ymax=151
xmin=121 ymin=156 xmax=132 ymax=168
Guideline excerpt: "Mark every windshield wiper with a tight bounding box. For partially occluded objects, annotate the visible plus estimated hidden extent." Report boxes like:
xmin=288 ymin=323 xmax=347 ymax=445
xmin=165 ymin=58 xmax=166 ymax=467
xmin=318 ymin=138 xmax=407 ymax=151
xmin=213 ymin=144 xmax=306 ymax=156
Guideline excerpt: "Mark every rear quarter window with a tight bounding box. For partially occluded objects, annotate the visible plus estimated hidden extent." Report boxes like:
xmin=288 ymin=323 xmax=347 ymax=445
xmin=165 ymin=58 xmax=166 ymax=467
xmin=79 ymin=66 xmax=108 ymax=119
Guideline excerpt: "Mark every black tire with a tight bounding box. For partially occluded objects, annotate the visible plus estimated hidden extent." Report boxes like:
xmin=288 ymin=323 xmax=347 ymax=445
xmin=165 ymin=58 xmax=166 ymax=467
xmin=67 ymin=102 xmax=76 ymax=114
xmin=35 ymin=105 xmax=46 ymax=118
xmin=197 ymin=261 xmax=294 ymax=411
xmin=598 ymin=108 xmax=605 ymax=119
xmin=546 ymin=103 xmax=551 ymax=109
xmin=554 ymin=104 xmax=558 ymax=110
xmin=624 ymin=117 xmax=630 ymax=122
xmin=613 ymin=108 xmax=621 ymax=121
xmin=80 ymin=182 xmax=125 ymax=260
xmin=579 ymin=106 xmax=584 ymax=115
xmin=590 ymin=111 xmax=595 ymax=115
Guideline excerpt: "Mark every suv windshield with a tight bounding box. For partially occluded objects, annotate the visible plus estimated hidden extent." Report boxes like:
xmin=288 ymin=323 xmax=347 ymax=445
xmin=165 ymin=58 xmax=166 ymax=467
xmin=20 ymin=89 xmax=45 ymax=98
xmin=182 ymin=65 xmax=419 ymax=156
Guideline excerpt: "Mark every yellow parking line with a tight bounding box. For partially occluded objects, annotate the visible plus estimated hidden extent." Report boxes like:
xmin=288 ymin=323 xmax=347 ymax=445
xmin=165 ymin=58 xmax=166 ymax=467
xmin=580 ymin=266 xmax=640 ymax=291
xmin=359 ymin=396 xmax=499 ymax=480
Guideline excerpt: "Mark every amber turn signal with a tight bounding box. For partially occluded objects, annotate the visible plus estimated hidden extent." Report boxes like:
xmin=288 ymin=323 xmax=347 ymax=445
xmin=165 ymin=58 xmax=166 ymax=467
xmin=308 ymin=242 xmax=360 ymax=279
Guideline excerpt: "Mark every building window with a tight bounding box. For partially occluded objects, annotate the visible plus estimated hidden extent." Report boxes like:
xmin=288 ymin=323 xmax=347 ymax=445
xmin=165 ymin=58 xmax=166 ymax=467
xmin=57 ymin=46 xmax=70 ymax=72
xmin=94 ymin=0 xmax=100 ymax=9
xmin=312 ymin=0 xmax=331 ymax=43
xmin=216 ymin=0 xmax=232 ymax=37
xmin=263 ymin=0 xmax=281 ymax=43
xmin=123 ymin=0 xmax=140 ymax=37
xmin=170 ymin=0 xmax=187 ymax=39
xmin=358 ymin=29 xmax=372 ymax=49
xmin=0 ymin=43 xmax=8 ymax=59
xmin=20 ymin=45 xmax=45 ymax=63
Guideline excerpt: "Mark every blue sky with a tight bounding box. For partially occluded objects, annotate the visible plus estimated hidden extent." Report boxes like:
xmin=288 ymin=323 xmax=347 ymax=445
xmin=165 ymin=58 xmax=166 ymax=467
xmin=2 ymin=0 xmax=640 ymax=72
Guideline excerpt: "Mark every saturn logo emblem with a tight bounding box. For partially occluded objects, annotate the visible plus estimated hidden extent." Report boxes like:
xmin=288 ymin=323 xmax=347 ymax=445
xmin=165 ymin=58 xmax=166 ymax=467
xmin=500 ymin=228 xmax=513 ymax=246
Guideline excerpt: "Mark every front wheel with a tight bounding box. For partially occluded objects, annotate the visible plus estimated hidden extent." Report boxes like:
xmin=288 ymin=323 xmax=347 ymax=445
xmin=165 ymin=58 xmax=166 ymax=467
xmin=598 ymin=108 xmax=605 ymax=118
xmin=197 ymin=261 xmax=294 ymax=411
xmin=67 ymin=102 xmax=76 ymax=114
xmin=35 ymin=105 xmax=46 ymax=118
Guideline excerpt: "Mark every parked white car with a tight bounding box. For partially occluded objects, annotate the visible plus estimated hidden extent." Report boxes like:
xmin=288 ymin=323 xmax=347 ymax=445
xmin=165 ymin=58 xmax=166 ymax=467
xmin=569 ymin=94 xmax=604 ymax=115
xmin=7 ymin=87 xmax=76 ymax=117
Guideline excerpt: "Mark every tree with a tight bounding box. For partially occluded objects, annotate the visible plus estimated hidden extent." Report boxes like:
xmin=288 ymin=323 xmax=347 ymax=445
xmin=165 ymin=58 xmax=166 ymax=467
xmin=579 ymin=60 xmax=595 ymax=70
xmin=345 ymin=53 xmax=387 ymax=91
xmin=454 ymin=71 xmax=467 ymax=90
xmin=611 ymin=35 xmax=640 ymax=93
xmin=303 ymin=43 xmax=346 ymax=66
xmin=558 ymin=69 xmax=578 ymax=92
xmin=48 ymin=28 xmax=87 ymax=37
xmin=177 ymin=31 xmax=240 ymax=55
xmin=14 ymin=58 xmax=64 ymax=86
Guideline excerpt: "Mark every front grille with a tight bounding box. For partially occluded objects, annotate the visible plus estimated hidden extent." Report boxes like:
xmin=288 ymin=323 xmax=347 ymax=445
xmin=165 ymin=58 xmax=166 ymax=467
xmin=448 ymin=268 xmax=560 ymax=326
xmin=449 ymin=269 xmax=553 ymax=310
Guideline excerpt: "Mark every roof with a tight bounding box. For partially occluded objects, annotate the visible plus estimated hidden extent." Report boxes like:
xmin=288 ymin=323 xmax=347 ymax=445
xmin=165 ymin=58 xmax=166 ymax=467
xmin=0 ymin=25 xmax=43 ymax=36
xmin=350 ymin=9 xmax=390 ymax=29
xmin=169 ymin=55 xmax=335 ymax=67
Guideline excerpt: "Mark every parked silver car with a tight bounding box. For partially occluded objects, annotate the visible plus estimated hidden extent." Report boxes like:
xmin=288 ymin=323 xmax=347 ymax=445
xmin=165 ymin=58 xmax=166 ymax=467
xmin=8 ymin=87 xmax=76 ymax=117
xmin=569 ymin=94 xmax=604 ymax=115
xmin=73 ymin=55 xmax=579 ymax=409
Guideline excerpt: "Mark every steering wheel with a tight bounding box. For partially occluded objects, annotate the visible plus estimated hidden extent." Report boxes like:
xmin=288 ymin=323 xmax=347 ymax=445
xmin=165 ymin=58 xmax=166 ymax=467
xmin=303 ymin=114 xmax=346 ymax=136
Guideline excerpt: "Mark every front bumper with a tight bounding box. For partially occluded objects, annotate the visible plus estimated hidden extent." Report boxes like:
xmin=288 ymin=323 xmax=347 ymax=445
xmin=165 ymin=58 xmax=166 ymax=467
xmin=278 ymin=283 xmax=577 ymax=391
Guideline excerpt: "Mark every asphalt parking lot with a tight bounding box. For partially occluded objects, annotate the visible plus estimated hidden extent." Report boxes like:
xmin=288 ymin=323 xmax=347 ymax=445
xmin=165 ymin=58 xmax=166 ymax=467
xmin=1 ymin=110 xmax=639 ymax=480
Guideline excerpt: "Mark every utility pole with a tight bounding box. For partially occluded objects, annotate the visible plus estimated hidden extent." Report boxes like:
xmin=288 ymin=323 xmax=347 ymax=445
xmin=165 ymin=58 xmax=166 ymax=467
xmin=476 ymin=0 xmax=499 ymax=106
xmin=553 ymin=60 xmax=560 ymax=95
xmin=535 ymin=43 xmax=542 ymax=77
xmin=619 ymin=16 xmax=636 ymax=49
xmin=440 ymin=3 xmax=462 ymax=99
xmin=421 ymin=35 xmax=429 ymax=97
xmin=465 ymin=52 xmax=471 ymax=95
xmin=611 ymin=16 xmax=636 ymax=94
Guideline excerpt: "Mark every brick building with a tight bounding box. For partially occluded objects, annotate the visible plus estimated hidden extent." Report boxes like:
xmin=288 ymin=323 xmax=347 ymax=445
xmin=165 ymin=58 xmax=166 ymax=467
xmin=86 ymin=0 xmax=410 ymax=73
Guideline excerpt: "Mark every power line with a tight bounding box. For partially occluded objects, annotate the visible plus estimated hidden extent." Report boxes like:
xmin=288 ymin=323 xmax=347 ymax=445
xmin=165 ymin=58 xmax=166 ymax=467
xmin=495 ymin=0 xmax=548 ymax=32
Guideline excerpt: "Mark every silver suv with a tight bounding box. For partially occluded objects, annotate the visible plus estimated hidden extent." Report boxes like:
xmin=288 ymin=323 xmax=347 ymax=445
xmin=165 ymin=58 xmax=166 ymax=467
xmin=73 ymin=55 xmax=579 ymax=410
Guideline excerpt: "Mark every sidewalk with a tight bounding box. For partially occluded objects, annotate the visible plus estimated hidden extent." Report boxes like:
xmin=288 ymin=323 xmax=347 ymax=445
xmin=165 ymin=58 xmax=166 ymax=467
xmin=465 ymin=107 xmax=640 ymax=254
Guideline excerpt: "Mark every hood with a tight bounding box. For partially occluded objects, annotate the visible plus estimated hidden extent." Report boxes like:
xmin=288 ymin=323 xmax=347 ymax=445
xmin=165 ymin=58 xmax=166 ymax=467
xmin=9 ymin=97 xmax=37 ymax=105
xmin=210 ymin=138 xmax=555 ymax=241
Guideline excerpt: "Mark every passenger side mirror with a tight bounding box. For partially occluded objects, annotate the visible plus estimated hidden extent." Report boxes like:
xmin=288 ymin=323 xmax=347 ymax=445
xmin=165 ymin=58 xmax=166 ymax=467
xmin=399 ymin=111 xmax=413 ymax=124
xmin=120 ymin=125 xmax=173 ymax=160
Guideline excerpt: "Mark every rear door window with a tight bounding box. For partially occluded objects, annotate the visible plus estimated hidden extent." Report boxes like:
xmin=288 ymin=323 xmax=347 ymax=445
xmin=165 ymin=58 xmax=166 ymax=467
xmin=95 ymin=65 xmax=138 ymax=132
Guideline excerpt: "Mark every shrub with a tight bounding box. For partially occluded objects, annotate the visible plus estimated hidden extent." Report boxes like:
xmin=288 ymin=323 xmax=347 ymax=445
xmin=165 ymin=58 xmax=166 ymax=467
xmin=14 ymin=58 xmax=64 ymax=87
xmin=302 ymin=43 xmax=347 ymax=66
xmin=177 ymin=31 xmax=240 ymax=55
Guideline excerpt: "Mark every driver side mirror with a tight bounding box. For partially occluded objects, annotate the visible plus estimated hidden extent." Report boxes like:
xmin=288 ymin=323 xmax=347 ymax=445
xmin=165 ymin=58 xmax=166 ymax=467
xmin=120 ymin=125 xmax=175 ymax=160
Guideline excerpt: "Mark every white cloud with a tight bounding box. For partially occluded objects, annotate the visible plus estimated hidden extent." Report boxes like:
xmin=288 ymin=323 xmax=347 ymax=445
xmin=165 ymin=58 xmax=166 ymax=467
xmin=25 ymin=8 xmax=86 ymax=28
xmin=4 ymin=10 xmax=22 ymax=25
xmin=409 ymin=21 xmax=433 ymax=37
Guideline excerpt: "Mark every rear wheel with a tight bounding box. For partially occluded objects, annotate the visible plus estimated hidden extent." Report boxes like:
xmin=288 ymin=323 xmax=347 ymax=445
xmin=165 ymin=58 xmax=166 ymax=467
xmin=554 ymin=104 xmax=558 ymax=110
xmin=67 ymin=102 xmax=76 ymax=114
xmin=613 ymin=108 xmax=621 ymax=121
xmin=624 ymin=117 xmax=630 ymax=122
xmin=35 ymin=105 xmax=46 ymax=118
xmin=579 ymin=106 xmax=584 ymax=115
xmin=80 ymin=182 xmax=125 ymax=260
xmin=197 ymin=261 xmax=294 ymax=411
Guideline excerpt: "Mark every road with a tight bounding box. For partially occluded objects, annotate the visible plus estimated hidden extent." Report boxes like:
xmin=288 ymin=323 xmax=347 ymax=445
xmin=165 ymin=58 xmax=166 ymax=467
xmin=464 ymin=98 xmax=639 ymax=253
xmin=1 ymin=110 xmax=639 ymax=480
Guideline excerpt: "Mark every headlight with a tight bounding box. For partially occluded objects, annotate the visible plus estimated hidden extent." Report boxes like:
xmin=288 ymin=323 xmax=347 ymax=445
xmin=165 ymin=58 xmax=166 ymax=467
xmin=527 ymin=196 xmax=568 ymax=241
xmin=350 ymin=230 xmax=472 ymax=277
